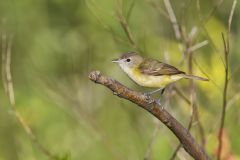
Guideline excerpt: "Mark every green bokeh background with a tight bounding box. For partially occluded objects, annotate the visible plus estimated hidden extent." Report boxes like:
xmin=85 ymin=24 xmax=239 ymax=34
xmin=0 ymin=0 xmax=240 ymax=159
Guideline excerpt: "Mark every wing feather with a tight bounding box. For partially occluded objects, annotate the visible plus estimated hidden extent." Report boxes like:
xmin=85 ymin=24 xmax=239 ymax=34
xmin=138 ymin=59 xmax=185 ymax=75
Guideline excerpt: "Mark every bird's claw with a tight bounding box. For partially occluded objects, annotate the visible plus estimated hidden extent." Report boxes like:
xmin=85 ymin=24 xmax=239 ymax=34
xmin=144 ymin=93 xmax=164 ymax=109
xmin=144 ymin=93 xmax=154 ymax=103
xmin=144 ymin=92 xmax=151 ymax=99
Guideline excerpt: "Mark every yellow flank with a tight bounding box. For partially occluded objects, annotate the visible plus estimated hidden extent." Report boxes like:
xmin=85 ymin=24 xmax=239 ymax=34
xmin=126 ymin=67 xmax=183 ymax=88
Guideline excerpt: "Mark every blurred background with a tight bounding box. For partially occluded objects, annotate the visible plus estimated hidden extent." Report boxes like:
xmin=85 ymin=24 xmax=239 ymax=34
xmin=0 ymin=0 xmax=239 ymax=159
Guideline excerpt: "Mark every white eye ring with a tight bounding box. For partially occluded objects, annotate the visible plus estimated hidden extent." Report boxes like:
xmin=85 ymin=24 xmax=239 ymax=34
xmin=126 ymin=58 xmax=131 ymax=62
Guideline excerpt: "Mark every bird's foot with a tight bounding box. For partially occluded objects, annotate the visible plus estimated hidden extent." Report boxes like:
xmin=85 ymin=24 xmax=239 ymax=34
xmin=155 ymin=99 xmax=161 ymax=105
xmin=143 ymin=92 xmax=151 ymax=99
xmin=144 ymin=93 xmax=154 ymax=103
xmin=146 ymin=87 xmax=164 ymax=95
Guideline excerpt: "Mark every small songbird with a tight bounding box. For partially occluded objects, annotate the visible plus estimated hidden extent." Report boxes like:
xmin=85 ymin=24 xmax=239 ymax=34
xmin=112 ymin=52 xmax=208 ymax=95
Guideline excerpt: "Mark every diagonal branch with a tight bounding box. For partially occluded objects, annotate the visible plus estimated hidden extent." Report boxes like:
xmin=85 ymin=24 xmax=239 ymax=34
xmin=89 ymin=71 xmax=209 ymax=160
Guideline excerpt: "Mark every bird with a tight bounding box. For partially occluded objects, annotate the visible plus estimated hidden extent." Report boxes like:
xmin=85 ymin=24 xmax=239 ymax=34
xmin=112 ymin=52 xmax=208 ymax=97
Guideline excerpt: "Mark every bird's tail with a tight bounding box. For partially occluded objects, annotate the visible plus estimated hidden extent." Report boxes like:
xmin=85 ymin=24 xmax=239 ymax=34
xmin=180 ymin=74 xmax=209 ymax=81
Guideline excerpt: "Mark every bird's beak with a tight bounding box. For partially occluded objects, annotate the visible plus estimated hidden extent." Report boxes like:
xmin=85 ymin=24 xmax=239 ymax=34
xmin=112 ymin=58 xmax=120 ymax=63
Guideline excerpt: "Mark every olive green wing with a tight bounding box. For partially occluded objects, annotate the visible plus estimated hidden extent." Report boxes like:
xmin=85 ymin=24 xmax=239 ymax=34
xmin=138 ymin=59 xmax=185 ymax=76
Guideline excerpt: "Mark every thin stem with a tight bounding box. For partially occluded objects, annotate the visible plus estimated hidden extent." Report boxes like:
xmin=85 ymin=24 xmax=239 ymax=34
xmin=1 ymin=34 xmax=57 ymax=159
xmin=163 ymin=0 xmax=182 ymax=40
xmin=116 ymin=0 xmax=137 ymax=49
xmin=217 ymin=33 xmax=229 ymax=160
xmin=217 ymin=1 xmax=237 ymax=159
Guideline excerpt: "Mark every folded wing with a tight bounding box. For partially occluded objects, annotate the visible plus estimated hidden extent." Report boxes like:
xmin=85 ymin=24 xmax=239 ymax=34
xmin=138 ymin=59 xmax=185 ymax=76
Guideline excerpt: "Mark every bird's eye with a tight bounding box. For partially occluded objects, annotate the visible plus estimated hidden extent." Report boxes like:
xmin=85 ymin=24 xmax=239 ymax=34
xmin=126 ymin=58 xmax=131 ymax=62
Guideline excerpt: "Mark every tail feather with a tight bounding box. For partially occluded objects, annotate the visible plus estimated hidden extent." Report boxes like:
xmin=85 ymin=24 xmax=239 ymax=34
xmin=181 ymin=74 xmax=209 ymax=81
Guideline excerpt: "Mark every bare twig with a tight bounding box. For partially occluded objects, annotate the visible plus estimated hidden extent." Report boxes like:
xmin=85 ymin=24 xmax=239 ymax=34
xmin=228 ymin=0 xmax=237 ymax=34
xmin=188 ymin=27 xmax=198 ymax=41
xmin=217 ymin=1 xmax=237 ymax=159
xmin=116 ymin=0 xmax=137 ymax=49
xmin=89 ymin=71 xmax=209 ymax=160
xmin=196 ymin=0 xmax=202 ymax=21
xmin=85 ymin=0 xmax=136 ymax=50
xmin=126 ymin=0 xmax=136 ymax=22
xmin=1 ymin=35 xmax=56 ymax=159
xmin=163 ymin=0 xmax=182 ymax=40
xmin=217 ymin=32 xmax=229 ymax=160
xmin=189 ymin=40 xmax=208 ymax=52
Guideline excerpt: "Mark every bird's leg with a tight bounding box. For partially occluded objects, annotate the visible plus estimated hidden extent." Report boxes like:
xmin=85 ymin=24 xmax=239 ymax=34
xmin=143 ymin=93 xmax=152 ymax=103
xmin=155 ymin=99 xmax=161 ymax=105
xmin=155 ymin=88 xmax=165 ymax=108
xmin=144 ymin=87 xmax=164 ymax=105
xmin=145 ymin=87 xmax=164 ymax=95
xmin=161 ymin=88 xmax=165 ymax=95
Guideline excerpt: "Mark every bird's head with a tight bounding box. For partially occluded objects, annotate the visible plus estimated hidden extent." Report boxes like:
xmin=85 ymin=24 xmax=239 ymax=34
xmin=112 ymin=52 xmax=144 ymax=70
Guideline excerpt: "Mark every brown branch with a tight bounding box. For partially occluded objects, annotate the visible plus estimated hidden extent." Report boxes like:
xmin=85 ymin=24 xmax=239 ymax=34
xmin=1 ymin=34 xmax=57 ymax=159
xmin=89 ymin=71 xmax=209 ymax=160
xmin=217 ymin=1 xmax=237 ymax=159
